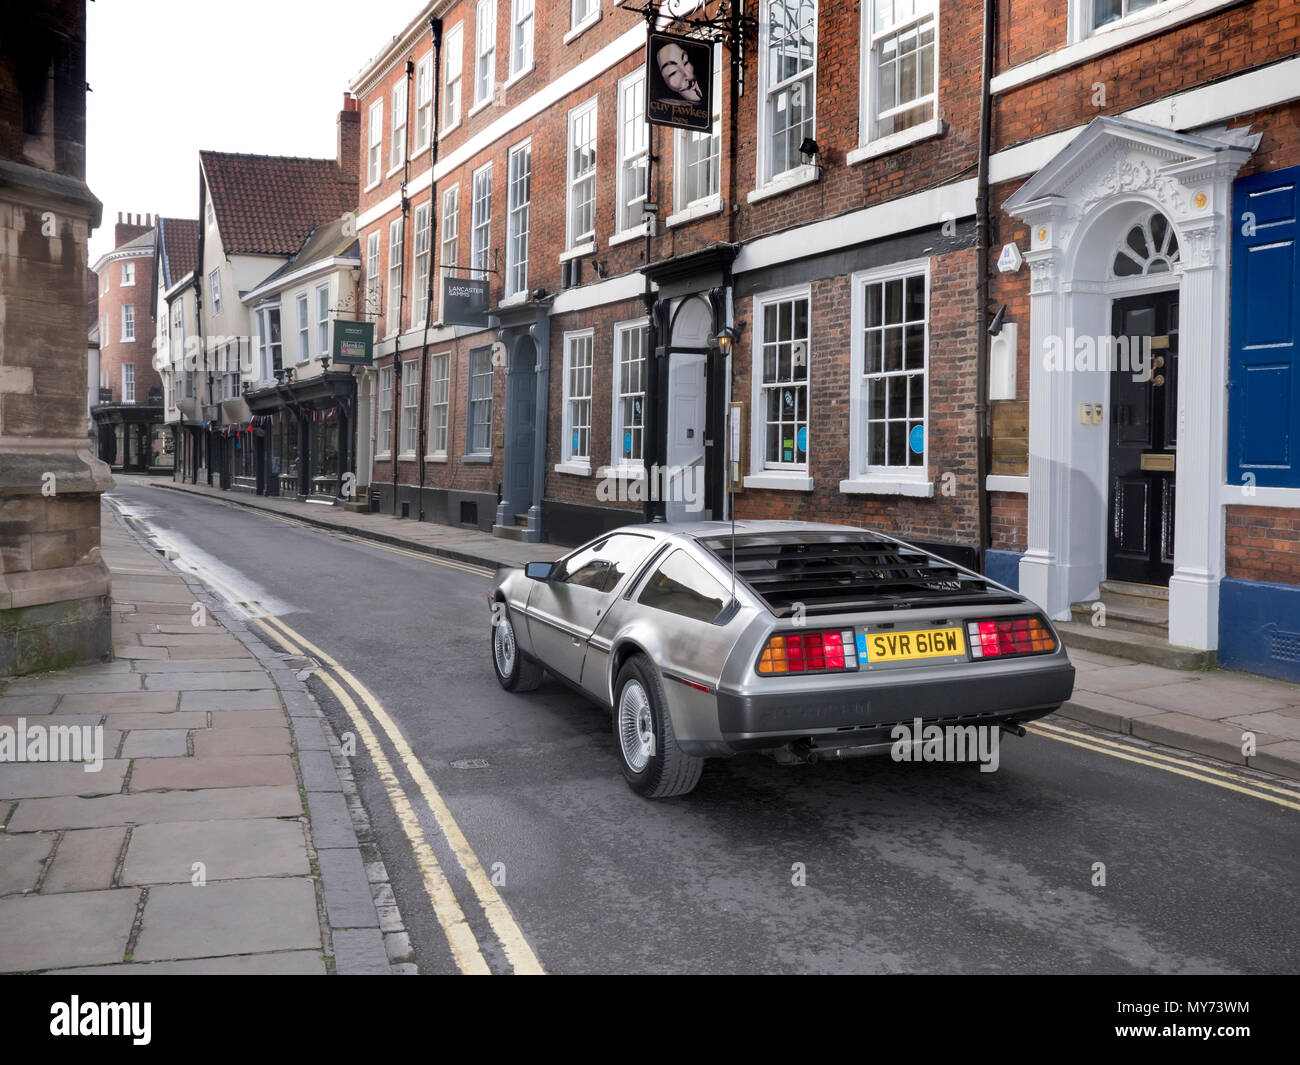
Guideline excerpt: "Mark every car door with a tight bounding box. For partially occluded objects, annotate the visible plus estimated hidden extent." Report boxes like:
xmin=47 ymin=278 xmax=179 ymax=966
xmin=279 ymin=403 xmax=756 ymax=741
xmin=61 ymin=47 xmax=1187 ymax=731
xmin=525 ymin=533 xmax=657 ymax=685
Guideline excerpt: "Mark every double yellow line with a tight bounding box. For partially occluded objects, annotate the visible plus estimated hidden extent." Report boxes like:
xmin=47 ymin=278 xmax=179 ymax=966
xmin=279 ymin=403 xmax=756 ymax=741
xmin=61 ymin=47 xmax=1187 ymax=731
xmin=123 ymin=502 xmax=543 ymax=974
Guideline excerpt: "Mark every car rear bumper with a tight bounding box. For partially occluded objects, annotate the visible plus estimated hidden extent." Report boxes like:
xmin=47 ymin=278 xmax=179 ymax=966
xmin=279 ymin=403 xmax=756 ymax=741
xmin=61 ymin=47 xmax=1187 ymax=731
xmin=700 ymin=658 xmax=1075 ymax=756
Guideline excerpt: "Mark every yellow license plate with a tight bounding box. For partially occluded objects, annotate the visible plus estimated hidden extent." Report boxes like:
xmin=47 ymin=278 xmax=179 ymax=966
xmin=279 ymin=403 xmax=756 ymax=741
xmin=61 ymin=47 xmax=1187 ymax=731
xmin=861 ymin=627 xmax=966 ymax=663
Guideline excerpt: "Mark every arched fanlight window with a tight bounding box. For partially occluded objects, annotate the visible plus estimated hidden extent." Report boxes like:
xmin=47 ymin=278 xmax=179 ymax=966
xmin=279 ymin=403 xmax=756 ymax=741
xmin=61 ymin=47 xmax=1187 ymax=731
xmin=1112 ymin=211 xmax=1180 ymax=278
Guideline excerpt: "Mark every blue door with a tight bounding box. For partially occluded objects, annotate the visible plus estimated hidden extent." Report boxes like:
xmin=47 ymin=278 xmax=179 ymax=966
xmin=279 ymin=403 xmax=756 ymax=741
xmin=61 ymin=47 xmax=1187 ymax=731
xmin=1229 ymin=165 xmax=1300 ymax=488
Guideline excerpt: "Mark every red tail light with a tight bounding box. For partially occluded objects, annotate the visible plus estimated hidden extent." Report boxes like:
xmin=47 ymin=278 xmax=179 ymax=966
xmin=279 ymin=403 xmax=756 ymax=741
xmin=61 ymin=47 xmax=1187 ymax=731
xmin=757 ymin=630 xmax=858 ymax=675
xmin=967 ymin=616 xmax=1056 ymax=658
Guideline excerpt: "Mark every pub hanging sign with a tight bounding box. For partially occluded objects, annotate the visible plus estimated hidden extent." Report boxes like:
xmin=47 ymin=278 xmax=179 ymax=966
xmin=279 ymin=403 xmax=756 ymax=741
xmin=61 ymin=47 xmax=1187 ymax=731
xmin=645 ymin=31 xmax=713 ymax=133
xmin=332 ymin=320 xmax=375 ymax=365
xmin=442 ymin=275 xmax=491 ymax=328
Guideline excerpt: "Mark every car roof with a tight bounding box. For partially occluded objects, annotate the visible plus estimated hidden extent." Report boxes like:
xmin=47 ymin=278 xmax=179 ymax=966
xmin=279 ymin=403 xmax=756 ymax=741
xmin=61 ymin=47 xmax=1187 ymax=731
xmin=606 ymin=519 xmax=877 ymax=540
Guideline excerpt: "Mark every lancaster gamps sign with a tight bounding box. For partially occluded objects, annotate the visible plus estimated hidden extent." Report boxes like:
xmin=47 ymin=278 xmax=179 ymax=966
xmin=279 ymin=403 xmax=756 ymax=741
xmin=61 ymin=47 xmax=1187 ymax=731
xmin=332 ymin=320 xmax=374 ymax=365
xmin=645 ymin=31 xmax=712 ymax=132
xmin=442 ymin=275 xmax=490 ymax=327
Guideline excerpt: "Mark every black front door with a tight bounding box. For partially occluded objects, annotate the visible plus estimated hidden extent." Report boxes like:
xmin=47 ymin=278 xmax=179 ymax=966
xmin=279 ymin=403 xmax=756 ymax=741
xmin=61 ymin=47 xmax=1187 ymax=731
xmin=505 ymin=337 xmax=537 ymax=517
xmin=1107 ymin=291 xmax=1178 ymax=585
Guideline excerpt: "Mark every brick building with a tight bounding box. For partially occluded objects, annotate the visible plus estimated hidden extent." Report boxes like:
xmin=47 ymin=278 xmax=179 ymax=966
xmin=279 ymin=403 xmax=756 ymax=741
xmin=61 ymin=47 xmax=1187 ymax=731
xmin=89 ymin=212 xmax=169 ymax=472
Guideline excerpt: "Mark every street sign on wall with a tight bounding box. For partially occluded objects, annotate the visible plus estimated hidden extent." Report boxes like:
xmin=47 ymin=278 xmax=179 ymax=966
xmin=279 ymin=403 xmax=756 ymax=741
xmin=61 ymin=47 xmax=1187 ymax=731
xmin=646 ymin=31 xmax=713 ymax=132
xmin=332 ymin=320 xmax=374 ymax=365
xmin=442 ymin=276 xmax=490 ymax=327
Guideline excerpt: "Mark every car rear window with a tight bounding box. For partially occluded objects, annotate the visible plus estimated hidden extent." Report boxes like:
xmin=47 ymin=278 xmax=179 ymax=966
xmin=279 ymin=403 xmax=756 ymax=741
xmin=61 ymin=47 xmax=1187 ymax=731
xmin=637 ymin=549 xmax=730 ymax=624
xmin=700 ymin=533 xmax=1016 ymax=618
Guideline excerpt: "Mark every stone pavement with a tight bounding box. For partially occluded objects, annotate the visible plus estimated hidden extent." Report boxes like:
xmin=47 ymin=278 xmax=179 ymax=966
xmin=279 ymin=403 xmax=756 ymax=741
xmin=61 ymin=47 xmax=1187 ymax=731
xmin=0 ymin=501 xmax=411 ymax=974
xmin=128 ymin=475 xmax=1300 ymax=782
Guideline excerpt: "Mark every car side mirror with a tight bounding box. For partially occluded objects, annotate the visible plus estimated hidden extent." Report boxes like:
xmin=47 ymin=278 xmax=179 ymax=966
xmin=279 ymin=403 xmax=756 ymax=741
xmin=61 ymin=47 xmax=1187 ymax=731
xmin=525 ymin=561 xmax=556 ymax=581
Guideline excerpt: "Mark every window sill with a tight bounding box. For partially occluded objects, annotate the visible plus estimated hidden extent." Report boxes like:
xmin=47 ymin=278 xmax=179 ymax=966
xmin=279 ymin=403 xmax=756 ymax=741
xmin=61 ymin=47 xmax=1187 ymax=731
xmin=498 ymin=291 xmax=530 ymax=309
xmin=839 ymin=477 xmax=934 ymax=498
xmin=397 ymin=451 xmax=417 ymax=462
xmin=667 ymin=196 xmax=723 ymax=228
xmin=364 ymin=178 xmax=382 ymax=194
xmin=439 ymin=119 xmax=462 ymax=140
xmin=746 ymin=165 xmax=820 ymax=206
xmin=410 ymin=143 xmax=430 ymax=161
xmin=387 ymin=162 xmax=406 ymax=180
xmin=847 ymin=118 xmax=945 ymax=166
xmin=554 ymin=460 xmax=593 ymax=477
xmin=563 ymin=10 xmax=602 ymax=45
xmin=986 ymin=474 xmax=1028 ymax=494
xmin=609 ymin=226 xmax=648 ymax=248
xmin=375 ymin=451 xmax=393 ymax=462
xmin=503 ymin=63 xmax=534 ymax=91
xmin=559 ymin=241 xmax=596 ymax=263
xmin=468 ymin=96 xmax=494 ymax=119
xmin=462 ymin=452 xmax=493 ymax=464
xmin=744 ymin=471 xmax=813 ymax=492
xmin=597 ymin=464 xmax=644 ymax=480
xmin=424 ymin=454 xmax=448 ymax=463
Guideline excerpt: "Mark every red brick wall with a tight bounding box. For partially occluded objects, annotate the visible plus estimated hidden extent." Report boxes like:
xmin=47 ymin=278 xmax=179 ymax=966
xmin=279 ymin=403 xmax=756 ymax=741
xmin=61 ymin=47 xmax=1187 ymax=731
xmin=1226 ymin=505 xmax=1300 ymax=584
xmin=94 ymin=250 xmax=160 ymax=404
xmin=990 ymin=492 xmax=1027 ymax=552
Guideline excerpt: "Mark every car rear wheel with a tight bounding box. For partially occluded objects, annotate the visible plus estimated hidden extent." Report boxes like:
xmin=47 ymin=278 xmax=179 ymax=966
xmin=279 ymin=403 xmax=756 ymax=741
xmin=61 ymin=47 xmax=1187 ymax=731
xmin=492 ymin=605 xmax=543 ymax=692
xmin=614 ymin=654 xmax=703 ymax=798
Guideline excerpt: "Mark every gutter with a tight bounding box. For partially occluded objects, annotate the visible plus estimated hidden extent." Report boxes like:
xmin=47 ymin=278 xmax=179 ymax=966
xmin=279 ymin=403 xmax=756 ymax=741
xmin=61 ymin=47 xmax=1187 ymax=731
xmin=416 ymin=15 xmax=444 ymax=523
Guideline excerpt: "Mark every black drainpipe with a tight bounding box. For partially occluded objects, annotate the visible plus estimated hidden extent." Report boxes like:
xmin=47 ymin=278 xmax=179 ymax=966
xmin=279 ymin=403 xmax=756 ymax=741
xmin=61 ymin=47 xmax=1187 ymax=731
xmin=416 ymin=15 xmax=443 ymax=523
xmin=393 ymin=56 xmax=415 ymax=516
xmin=974 ymin=0 xmax=995 ymax=572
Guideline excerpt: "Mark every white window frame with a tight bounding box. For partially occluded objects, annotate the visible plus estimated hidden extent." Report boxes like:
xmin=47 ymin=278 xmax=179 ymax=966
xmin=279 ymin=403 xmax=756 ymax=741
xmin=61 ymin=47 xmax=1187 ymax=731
xmin=440 ymin=185 xmax=460 ymax=319
xmin=387 ymin=218 xmax=404 ymax=337
xmin=377 ymin=364 xmax=394 ymax=457
xmin=412 ymin=201 xmax=432 ymax=327
xmin=121 ymin=303 xmax=135 ymax=343
xmin=208 ymin=269 xmax=222 ymax=316
xmin=400 ymin=358 xmax=420 ymax=457
xmin=390 ymin=78 xmax=408 ymax=174
xmin=296 ymin=292 xmax=310 ymax=364
xmin=609 ymin=319 xmax=648 ymax=474
xmin=558 ymin=329 xmax=594 ymax=473
xmin=473 ymin=0 xmax=497 ymax=112
xmin=413 ymin=54 xmax=433 ymax=155
xmin=260 ymin=306 xmax=283 ymax=379
xmin=367 ymin=99 xmax=383 ymax=188
xmin=1073 ymin=0 xmax=1176 ymax=40
xmin=753 ymin=0 xmax=819 ymax=197
xmin=205 ymin=200 xmax=214 ymax=227
xmin=745 ymin=284 xmax=813 ymax=492
xmin=853 ymin=0 xmax=940 ymax=164
xmin=443 ymin=23 xmax=464 ymax=132
xmin=471 ymin=161 xmax=493 ymax=281
xmin=122 ymin=363 xmax=135 ymax=404
xmin=315 ymin=283 xmax=330 ymax=357
xmin=467 ymin=346 xmax=494 ymax=455
xmin=566 ymin=98 xmax=598 ymax=252
xmin=672 ymin=43 xmax=723 ymax=222
xmin=509 ymin=0 xmax=534 ymax=82
xmin=365 ymin=231 xmax=381 ymax=318
xmin=842 ymin=257 xmax=933 ymax=497
xmin=427 ymin=352 xmax=450 ymax=460
xmin=570 ymin=0 xmax=600 ymax=36
xmin=506 ymin=141 xmax=531 ymax=298
xmin=615 ymin=69 xmax=648 ymax=238
xmin=121 ymin=261 xmax=135 ymax=286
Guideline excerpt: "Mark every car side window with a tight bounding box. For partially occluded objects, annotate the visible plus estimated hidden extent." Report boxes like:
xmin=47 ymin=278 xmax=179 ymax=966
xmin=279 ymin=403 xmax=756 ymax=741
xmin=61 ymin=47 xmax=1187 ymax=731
xmin=636 ymin=549 xmax=729 ymax=624
xmin=599 ymin=534 xmax=655 ymax=591
xmin=565 ymin=558 xmax=611 ymax=589
xmin=558 ymin=533 xmax=655 ymax=592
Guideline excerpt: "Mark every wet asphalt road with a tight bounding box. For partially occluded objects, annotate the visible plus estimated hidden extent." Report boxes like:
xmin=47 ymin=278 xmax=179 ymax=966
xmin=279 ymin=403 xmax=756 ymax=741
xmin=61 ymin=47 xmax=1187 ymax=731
xmin=108 ymin=479 xmax=1300 ymax=975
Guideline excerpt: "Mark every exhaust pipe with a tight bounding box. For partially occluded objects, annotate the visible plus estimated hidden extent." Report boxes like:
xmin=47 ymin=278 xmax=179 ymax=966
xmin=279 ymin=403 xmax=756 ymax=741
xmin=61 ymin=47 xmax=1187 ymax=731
xmin=1001 ymin=722 xmax=1027 ymax=738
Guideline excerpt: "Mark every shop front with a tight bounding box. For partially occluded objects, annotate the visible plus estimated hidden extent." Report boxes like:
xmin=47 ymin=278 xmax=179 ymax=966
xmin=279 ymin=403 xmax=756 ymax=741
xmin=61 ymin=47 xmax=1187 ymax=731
xmin=244 ymin=371 xmax=357 ymax=503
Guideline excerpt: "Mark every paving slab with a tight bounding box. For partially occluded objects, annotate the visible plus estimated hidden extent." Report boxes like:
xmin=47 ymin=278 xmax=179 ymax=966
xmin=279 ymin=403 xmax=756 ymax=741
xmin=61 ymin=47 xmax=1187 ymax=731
xmin=0 ymin=889 xmax=140 ymax=972
xmin=181 ymin=690 xmax=281 ymax=712
xmin=58 ymin=691 xmax=178 ymax=714
xmin=331 ymin=928 xmax=391 ymax=974
xmin=0 ymin=761 xmax=127 ymax=800
xmin=138 ymin=633 xmax=245 ymax=649
xmin=129 ymin=754 xmax=296 ymax=792
xmin=133 ymin=659 xmax=259 ymax=674
xmin=1224 ymin=709 xmax=1300 ymax=743
xmin=305 ymin=791 xmax=357 ymax=849
xmin=1121 ymin=681 xmax=1295 ymax=719
xmin=1251 ymin=740 xmax=1300 ymax=780
xmin=144 ymin=673 xmax=274 ymax=693
xmin=8 ymin=786 xmax=302 ymax=831
xmin=290 ymin=716 xmax=331 ymax=751
xmin=316 ymin=847 xmax=380 ymax=928
xmin=122 ymin=818 xmax=309 ymax=885
xmin=57 ymin=950 xmax=327 ymax=975
xmin=42 ymin=827 xmax=128 ymax=893
xmin=113 ymin=646 xmax=172 ymax=661
xmin=0 ymin=713 xmax=104 ymax=730
xmin=2 ymin=675 xmax=143 ymax=695
xmin=297 ymin=749 xmax=343 ymax=792
xmin=0 ymin=831 xmax=55 ymax=894
xmin=107 ymin=711 xmax=208 ymax=730
xmin=132 ymin=877 xmax=320 ymax=961
xmin=209 ymin=709 xmax=287 ymax=729
xmin=120 ymin=730 xmax=190 ymax=758
xmin=1130 ymin=712 xmax=1281 ymax=766
xmin=164 ymin=645 xmax=253 ymax=660
xmin=0 ymin=694 xmax=60 ymax=715
xmin=0 ymin=801 xmax=11 ymax=826
xmin=193 ymin=726 xmax=291 ymax=758
xmin=109 ymin=582 xmax=195 ymax=605
xmin=1074 ymin=663 xmax=1196 ymax=694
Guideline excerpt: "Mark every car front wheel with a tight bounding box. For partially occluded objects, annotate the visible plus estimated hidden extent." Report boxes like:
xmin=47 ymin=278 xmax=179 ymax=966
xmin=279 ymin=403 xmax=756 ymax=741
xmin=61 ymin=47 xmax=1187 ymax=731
xmin=491 ymin=605 xmax=543 ymax=692
xmin=613 ymin=654 xmax=704 ymax=798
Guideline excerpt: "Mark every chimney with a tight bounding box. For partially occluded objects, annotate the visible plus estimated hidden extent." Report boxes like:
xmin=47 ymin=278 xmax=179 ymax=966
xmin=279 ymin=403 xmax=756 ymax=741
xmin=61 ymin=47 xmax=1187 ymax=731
xmin=337 ymin=92 xmax=360 ymax=186
xmin=114 ymin=210 xmax=151 ymax=249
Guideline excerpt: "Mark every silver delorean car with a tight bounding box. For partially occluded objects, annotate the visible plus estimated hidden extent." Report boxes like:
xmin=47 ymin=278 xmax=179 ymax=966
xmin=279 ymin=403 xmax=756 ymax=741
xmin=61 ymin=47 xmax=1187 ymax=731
xmin=488 ymin=521 xmax=1075 ymax=798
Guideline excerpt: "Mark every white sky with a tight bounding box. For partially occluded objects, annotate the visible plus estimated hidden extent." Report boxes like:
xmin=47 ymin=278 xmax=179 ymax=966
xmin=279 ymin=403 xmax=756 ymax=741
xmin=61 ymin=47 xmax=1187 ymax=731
xmin=87 ymin=0 xmax=424 ymax=263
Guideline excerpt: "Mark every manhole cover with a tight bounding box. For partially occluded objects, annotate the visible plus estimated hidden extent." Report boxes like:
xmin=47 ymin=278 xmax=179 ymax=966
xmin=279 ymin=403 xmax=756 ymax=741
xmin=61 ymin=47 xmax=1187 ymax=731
xmin=450 ymin=758 xmax=490 ymax=770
